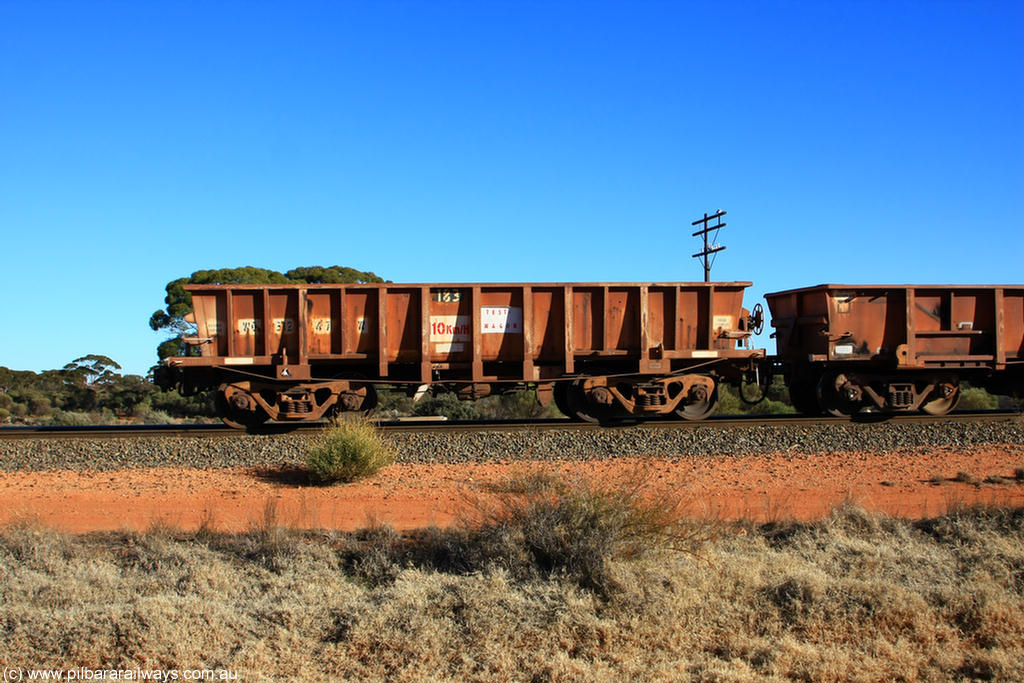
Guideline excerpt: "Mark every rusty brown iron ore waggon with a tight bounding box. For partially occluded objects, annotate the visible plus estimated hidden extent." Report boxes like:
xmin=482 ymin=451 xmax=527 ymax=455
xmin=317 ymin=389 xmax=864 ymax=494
xmin=766 ymin=285 xmax=1024 ymax=417
xmin=157 ymin=282 xmax=766 ymax=427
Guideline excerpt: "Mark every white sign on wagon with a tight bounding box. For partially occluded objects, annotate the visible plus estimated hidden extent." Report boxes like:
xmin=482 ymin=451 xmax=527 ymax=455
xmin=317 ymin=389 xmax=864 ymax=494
xmin=430 ymin=315 xmax=471 ymax=354
xmin=481 ymin=307 xmax=523 ymax=334
xmin=430 ymin=315 xmax=472 ymax=342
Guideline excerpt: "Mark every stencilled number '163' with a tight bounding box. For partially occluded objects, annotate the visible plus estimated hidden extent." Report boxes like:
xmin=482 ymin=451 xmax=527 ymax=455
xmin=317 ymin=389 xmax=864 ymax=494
xmin=433 ymin=289 xmax=462 ymax=303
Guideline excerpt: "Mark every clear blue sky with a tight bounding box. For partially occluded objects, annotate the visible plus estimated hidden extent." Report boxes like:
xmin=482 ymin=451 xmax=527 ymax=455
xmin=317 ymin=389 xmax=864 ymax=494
xmin=1 ymin=0 xmax=1021 ymax=377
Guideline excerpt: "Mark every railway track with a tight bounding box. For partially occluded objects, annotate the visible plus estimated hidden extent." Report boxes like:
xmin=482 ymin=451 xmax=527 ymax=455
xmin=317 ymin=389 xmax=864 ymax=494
xmin=1 ymin=410 xmax=1021 ymax=441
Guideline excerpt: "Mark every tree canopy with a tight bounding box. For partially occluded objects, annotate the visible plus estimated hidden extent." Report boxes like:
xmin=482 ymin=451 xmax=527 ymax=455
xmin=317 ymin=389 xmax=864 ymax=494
xmin=62 ymin=354 xmax=122 ymax=387
xmin=0 ymin=357 xmax=163 ymax=423
xmin=149 ymin=266 xmax=385 ymax=359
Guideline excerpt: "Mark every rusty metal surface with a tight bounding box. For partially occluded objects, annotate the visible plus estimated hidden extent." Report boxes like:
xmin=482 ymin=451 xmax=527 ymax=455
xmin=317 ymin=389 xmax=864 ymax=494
xmin=173 ymin=281 xmax=763 ymax=382
xmin=766 ymin=284 xmax=1024 ymax=369
xmin=165 ymin=281 xmax=766 ymax=424
xmin=767 ymin=284 xmax=1024 ymax=416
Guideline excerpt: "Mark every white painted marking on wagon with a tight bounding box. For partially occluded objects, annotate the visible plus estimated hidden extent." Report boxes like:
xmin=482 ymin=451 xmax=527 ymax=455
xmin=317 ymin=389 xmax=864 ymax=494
xmin=482 ymin=306 xmax=523 ymax=334
xmin=430 ymin=315 xmax=471 ymax=342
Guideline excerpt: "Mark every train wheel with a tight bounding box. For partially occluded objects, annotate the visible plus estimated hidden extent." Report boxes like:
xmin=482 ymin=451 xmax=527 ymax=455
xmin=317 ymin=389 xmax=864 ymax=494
xmin=356 ymin=383 xmax=379 ymax=416
xmin=565 ymin=380 xmax=619 ymax=423
xmin=215 ymin=390 xmax=268 ymax=430
xmin=817 ymin=373 xmax=861 ymax=417
xmin=922 ymin=389 xmax=959 ymax=416
xmin=674 ymin=379 xmax=719 ymax=421
xmin=219 ymin=412 xmax=268 ymax=430
xmin=332 ymin=375 xmax=379 ymax=416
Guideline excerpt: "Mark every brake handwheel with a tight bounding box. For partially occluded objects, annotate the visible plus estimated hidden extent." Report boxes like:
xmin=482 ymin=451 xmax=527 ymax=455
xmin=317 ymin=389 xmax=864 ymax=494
xmin=750 ymin=303 xmax=765 ymax=335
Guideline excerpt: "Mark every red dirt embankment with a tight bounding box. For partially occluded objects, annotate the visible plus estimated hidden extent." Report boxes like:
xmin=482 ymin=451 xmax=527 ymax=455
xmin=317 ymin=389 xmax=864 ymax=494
xmin=2 ymin=445 xmax=1022 ymax=533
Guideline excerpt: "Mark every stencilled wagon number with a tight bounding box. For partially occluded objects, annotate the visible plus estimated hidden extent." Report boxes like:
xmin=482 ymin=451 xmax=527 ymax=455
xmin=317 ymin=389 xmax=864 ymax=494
xmin=236 ymin=319 xmax=261 ymax=335
xmin=312 ymin=318 xmax=332 ymax=334
xmin=433 ymin=289 xmax=462 ymax=303
xmin=234 ymin=319 xmax=296 ymax=335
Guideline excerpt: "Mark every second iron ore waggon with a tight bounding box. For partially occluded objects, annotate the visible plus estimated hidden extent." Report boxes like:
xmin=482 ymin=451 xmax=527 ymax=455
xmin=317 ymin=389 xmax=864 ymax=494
xmin=766 ymin=284 xmax=1024 ymax=416
xmin=158 ymin=281 xmax=767 ymax=427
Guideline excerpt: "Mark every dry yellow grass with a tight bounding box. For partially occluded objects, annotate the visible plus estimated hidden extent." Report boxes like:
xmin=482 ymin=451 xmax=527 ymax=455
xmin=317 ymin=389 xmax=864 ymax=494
xmin=1 ymin=483 xmax=1022 ymax=682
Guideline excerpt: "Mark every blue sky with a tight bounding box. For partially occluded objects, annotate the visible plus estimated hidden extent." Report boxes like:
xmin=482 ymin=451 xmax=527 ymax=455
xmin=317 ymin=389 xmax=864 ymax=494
xmin=1 ymin=0 xmax=1021 ymax=377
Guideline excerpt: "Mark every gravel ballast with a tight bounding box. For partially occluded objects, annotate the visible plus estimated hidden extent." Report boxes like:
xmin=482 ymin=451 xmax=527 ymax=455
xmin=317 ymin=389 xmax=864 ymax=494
xmin=1 ymin=419 xmax=1024 ymax=471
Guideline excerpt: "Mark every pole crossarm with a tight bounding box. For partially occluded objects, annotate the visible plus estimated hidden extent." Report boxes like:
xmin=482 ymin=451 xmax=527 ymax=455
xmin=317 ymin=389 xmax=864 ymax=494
xmin=691 ymin=209 xmax=727 ymax=282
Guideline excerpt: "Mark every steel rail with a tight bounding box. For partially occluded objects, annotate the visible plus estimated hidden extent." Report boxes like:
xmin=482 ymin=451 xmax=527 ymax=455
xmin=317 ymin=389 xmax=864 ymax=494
xmin=0 ymin=411 xmax=1020 ymax=441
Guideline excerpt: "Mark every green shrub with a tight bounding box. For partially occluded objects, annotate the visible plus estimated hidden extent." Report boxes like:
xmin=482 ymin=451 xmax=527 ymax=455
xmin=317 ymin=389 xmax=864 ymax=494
xmin=957 ymin=385 xmax=999 ymax=411
xmin=24 ymin=390 xmax=54 ymax=417
xmin=305 ymin=418 xmax=395 ymax=484
xmin=477 ymin=390 xmax=561 ymax=419
xmin=46 ymin=410 xmax=119 ymax=426
xmin=717 ymin=380 xmax=797 ymax=416
xmin=759 ymin=397 xmax=798 ymax=414
xmin=412 ymin=393 xmax=482 ymax=420
xmin=374 ymin=388 xmax=415 ymax=418
xmin=149 ymin=389 xmax=214 ymax=419
xmin=386 ymin=388 xmax=560 ymax=420
xmin=47 ymin=410 xmax=95 ymax=426
xmin=137 ymin=408 xmax=175 ymax=424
